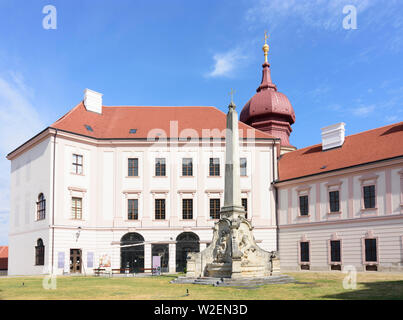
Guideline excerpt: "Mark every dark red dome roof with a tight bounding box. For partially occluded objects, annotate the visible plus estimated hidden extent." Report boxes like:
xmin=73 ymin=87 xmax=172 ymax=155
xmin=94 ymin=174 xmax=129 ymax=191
xmin=240 ymin=62 xmax=295 ymax=125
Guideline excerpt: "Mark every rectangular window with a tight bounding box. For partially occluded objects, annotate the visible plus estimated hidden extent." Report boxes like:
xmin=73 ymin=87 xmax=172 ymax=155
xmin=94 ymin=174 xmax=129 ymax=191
xmin=155 ymin=158 xmax=166 ymax=177
xmin=330 ymin=240 xmax=341 ymax=263
xmin=365 ymin=238 xmax=377 ymax=262
xmin=72 ymin=154 xmax=83 ymax=174
xmin=363 ymin=185 xmax=376 ymax=209
xmin=240 ymin=158 xmax=247 ymax=176
xmin=210 ymin=198 xmax=220 ymax=219
xmin=35 ymin=245 xmax=45 ymax=266
xmin=299 ymin=195 xmax=309 ymax=216
xmin=209 ymin=158 xmax=220 ymax=176
xmin=128 ymin=199 xmax=138 ymax=220
xmin=329 ymin=191 xmax=340 ymax=212
xmin=182 ymin=158 xmax=193 ymax=176
xmin=300 ymin=242 xmax=310 ymax=263
xmin=128 ymin=158 xmax=139 ymax=177
xmin=182 ymin=199 xmax=193 ymax=220
xmin=155 ymin=199 xmax=166 ymax=220
xmin=71 ymin=197 xmax=82 ymax=220
xmin=242 ymin=198 xmax=248 ymax=219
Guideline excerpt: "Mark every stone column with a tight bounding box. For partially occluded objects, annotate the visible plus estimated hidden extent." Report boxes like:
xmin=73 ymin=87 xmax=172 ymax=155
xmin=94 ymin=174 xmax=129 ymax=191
xmin=168 ymin=243 xmax=176 ymax=273
xmin=220 ymin=102 xmax=245 ymax=221
xmin=144 ymin=243 xmax=152 ymax=273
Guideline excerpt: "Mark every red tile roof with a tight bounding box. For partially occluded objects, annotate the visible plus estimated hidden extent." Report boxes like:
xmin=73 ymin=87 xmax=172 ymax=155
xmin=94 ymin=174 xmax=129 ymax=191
xmin=51 ymin=103 xmax=276 ymax=140
xmin=278 ymin=122 xmax=403 ymax=182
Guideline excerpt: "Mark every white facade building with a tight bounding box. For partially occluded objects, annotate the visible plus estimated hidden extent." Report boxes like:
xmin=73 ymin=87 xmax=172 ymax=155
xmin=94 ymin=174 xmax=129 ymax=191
xmin=7 ymin=96 xmax=279 ymax=275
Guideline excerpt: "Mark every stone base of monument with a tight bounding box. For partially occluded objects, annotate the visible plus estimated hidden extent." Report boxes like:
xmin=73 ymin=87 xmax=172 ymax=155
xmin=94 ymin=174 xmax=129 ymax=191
xmin=171 ymin=275 xmax=295 ymax=287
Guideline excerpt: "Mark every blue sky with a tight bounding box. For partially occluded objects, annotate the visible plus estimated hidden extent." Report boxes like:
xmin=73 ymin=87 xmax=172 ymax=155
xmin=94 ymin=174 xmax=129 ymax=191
xmin=0 ymin=0 xmax=402 ymax=244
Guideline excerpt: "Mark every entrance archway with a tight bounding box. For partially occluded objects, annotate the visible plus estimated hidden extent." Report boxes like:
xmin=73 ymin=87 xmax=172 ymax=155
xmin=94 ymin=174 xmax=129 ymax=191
xmin=121 ymin=233 xmax=144 ymax=273
xmin=176 ymin=232 xmax=200 ymax=272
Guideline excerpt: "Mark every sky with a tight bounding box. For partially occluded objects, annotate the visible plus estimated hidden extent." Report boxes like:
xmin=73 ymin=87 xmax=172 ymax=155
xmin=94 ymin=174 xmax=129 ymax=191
xmin=0 ymin=0 xmax=402 ymax=245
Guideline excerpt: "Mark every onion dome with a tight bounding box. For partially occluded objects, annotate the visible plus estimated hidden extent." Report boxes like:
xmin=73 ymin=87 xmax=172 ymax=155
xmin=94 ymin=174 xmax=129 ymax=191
xmin=240 ymin=33 xmax=296 ymax=147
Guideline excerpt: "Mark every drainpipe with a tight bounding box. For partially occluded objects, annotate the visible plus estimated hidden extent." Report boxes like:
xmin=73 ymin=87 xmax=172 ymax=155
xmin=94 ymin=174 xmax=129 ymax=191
xmin=51 ymin=129 xmax=57 ymax=274
xmin=272 ymin=141 xmax=280 ymax=253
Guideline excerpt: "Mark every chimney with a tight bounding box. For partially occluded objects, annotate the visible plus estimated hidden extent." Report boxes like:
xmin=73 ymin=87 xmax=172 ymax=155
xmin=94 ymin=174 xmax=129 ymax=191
xmin=84 ymin=89 xmax=103 ymax=114
xmin=321 ymin=123 xmax=346 ymax=151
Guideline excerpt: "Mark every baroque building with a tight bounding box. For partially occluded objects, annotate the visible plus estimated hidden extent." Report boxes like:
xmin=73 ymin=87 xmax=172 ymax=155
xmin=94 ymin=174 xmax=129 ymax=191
xmin=6 ymin=41 xmax=403 ymax=275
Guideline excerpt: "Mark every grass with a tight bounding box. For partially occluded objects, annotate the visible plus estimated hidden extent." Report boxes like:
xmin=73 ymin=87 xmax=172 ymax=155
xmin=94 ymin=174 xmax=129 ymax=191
xmin=0 ymin=272 xmax=403 ymax=300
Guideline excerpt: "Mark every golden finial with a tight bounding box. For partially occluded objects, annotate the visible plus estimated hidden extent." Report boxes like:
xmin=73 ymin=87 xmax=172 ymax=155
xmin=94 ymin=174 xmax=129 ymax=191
xmin=263 ymin=31 xmax=269 ymax=63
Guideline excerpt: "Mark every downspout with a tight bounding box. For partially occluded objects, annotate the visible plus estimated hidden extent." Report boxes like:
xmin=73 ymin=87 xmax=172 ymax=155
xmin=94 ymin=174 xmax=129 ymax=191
xmin=272 ymin=142 xmax=279 ymax=253
xmin=51 ymin=129 xmax=57 ymax=274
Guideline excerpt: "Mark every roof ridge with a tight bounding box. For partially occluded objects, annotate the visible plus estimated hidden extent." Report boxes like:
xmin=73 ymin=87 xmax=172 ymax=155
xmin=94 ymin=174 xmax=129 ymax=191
xmin=289 ymin=121 xmax=403 ymax=154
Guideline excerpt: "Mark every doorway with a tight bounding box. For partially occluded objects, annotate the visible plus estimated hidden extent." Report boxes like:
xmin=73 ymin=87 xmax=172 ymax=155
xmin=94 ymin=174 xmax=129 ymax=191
xmin=176 ymin=232 xmax=200 ymax=272
xmin=70 ymin=249 xmax=82 ymax=273
xmin=121 ymin=232 xmax=145 ymax=273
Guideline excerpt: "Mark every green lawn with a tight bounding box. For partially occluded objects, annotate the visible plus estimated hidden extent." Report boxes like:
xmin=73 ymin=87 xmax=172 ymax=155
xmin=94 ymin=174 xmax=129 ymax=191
xmin=0 ymin=272 xmax=403 ymax=300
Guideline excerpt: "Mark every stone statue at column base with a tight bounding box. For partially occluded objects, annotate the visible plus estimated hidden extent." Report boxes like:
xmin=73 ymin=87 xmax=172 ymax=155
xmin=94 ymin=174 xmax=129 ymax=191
xmin=186 ymin=206 xmax=275 ymax=278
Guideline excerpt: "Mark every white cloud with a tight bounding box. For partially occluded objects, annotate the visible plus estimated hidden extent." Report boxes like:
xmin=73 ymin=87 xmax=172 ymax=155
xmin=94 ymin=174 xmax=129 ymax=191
xmin=0 ymin=73 xmax=44 ymax=245
xmin=206 ymin=49 xmax=247 ymax=78
xmin=245 ymin=0 xmax=375 ymax=31
xmin=352 ymin=105 xmax=375 ymax=117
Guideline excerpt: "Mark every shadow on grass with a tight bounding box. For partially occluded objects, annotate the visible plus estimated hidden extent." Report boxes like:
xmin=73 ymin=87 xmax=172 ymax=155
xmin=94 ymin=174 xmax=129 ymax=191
xmin=322 ymin=280 xmax=403 ymax=300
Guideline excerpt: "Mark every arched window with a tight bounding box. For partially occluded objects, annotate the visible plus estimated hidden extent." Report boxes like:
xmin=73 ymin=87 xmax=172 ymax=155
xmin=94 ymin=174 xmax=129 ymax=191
xmin=35 ymin=239 xmax=45 ymax=266
xmin=36 ymin=193 xmax=46 ymax=220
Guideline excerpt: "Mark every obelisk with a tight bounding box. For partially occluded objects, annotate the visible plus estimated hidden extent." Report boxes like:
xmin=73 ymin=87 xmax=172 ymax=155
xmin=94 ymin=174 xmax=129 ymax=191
xmin=185 ymin=96 xmax=272 ymax=279
xmin=220 ymin=100 xmax=246 ymax=221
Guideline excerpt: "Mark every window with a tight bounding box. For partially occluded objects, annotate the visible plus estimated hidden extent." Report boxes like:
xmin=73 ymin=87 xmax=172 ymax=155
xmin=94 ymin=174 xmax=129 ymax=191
xmin=35 ymin=239 xmax=45 ymax=266
xmin=330 ymin=240 xmax=341 ymax=263
xmin=299 ymin=195 xmax=309 ymax=216
xmin=209 ymin=158 xmax=220 ymax=176
xmin=365 ymin=238 xmax=377 ymax=263
xmin=242 ymin=198 xmax=248 ymax=219
xmin=329 ymin=191 xmax=340 ymax=213
xmin=363 ymin=185 xmax=376 ymax=209
xmin=128 ymin=158 xmax=139 ymax=177
xmin=71 ymin=197 xmax=82 ymax=220
xmin=72 ymin=154 xmax=83 ymax=174
xmin=36 ymin=193 xmax=46 ymax=220
xmin=182 ymin=158 xmax=193 ymax=176
xmin=155 ymin=158 xmax=166 ymax=176
xmin=210 ymin=198 xmax=220 ymax=219
xmin=300 ymin=242 xmax=310 ymax=263
xmin=128 ymin=199 xmax=138 ymax=220
xmin=240 ymin=158 xmax=247 ymax=176
xmin=182 ymin=199 xmax=193 ymax=220
xmin=155 ymin=199 xmax=166 ymax=220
